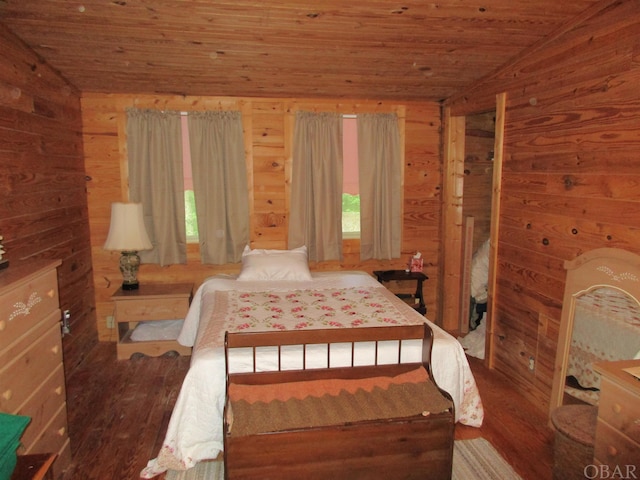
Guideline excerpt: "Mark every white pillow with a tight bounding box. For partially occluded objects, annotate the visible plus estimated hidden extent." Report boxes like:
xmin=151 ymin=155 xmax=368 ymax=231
xmin=237 ymin=245 xmax=313 ymax=281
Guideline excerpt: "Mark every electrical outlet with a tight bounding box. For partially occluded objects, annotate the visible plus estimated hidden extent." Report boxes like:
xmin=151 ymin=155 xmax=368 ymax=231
xmin=528 ymin=356 xmax=535 ymax=372
xmin=106 ymin=315 xmax=115 ymax=329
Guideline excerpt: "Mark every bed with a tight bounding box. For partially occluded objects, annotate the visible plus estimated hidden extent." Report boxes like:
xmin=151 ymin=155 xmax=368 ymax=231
xmin=141 ymin=247 xmax=484 ymax=477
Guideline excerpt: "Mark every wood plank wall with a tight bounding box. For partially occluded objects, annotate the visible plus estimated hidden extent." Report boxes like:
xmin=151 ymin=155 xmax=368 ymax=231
xmin=446 ymin=0 xmax=640 ymax=413
xmin=0 ymin=24 xmax=97 ymax=372
xmin=464 ymin=111 xmax=495 ymax=253
xmin=81 ymin=95 xmax=443 ymax=341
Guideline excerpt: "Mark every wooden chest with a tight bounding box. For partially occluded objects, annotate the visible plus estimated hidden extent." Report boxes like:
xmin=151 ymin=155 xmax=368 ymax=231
xmin=224 ymin=324 xmax=455 ymax=480
xmin=0 ymin=260 xmax=70 ymax=478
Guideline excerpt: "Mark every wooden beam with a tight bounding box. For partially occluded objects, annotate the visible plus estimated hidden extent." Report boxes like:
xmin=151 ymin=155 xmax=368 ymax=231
xmin=440 ymin=108 xmax=465 ymax=332
xmin=485 ymin=92 xmax=506 ymax=369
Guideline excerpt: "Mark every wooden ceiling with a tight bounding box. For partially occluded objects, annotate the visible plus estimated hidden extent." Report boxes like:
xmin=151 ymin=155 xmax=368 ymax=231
xmin=0 ymin=0 xmax=602 ymax=101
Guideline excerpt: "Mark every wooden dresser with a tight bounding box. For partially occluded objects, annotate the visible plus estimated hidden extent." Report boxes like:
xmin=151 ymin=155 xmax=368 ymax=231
xmin=0 ymin=260 xmax=71 ymax=479
xmin=592 ymin=360 xmax=640 ymax=471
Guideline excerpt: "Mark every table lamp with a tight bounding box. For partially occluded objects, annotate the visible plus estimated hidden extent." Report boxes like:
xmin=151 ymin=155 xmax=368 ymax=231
xmin=103 ymin=202 xmax=153 ymax=290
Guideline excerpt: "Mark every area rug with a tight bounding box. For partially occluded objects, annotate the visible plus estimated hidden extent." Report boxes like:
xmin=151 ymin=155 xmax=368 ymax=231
xmin=166 ymin=437 xmax=522 ymax=480
xmin=453 ymin=438 xmax=522 ymax=479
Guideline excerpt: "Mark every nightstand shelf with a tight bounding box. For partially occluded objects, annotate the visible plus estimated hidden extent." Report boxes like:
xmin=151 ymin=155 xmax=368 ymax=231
xmin=112 ymin=283 xmax=193 ymax=360
xmin=373 ymin=270 xmax=428 ymax=315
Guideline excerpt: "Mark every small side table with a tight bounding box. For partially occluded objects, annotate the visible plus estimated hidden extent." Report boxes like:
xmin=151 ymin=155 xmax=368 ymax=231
xmin=112 ymin=283 xmax=194 ymax=360
xmin=11 ymin=453 xmax=56 ymax=480
xmin=373 ymin=270 xmax=428 ymax=315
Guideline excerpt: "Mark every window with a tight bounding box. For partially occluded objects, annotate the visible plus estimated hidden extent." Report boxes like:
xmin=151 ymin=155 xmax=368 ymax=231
xmin=342 ymin=115 xmax=360 ymax=237
xmin=181 ymin=115 xmax=198 ymax=242
xmin=128 ymin=108 xmax=247 ymax=265
xmin=289 ymin=110 xmax=400 ymax=261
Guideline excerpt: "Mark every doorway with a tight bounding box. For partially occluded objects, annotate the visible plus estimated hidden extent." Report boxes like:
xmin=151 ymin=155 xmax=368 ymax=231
xmin=441 ymin=93 xmax=505 ymax=367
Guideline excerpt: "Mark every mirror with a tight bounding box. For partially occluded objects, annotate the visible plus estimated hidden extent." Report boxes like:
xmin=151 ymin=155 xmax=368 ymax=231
xmin=565 ymin=286 xmax=640 ymax=404
xmin=549 ymin=248 xmax=640 ymax=416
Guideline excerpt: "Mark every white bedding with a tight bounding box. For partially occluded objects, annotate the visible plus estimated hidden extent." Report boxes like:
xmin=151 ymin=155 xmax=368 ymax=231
xmin=141 ymin=271 xmax=484 ymax=477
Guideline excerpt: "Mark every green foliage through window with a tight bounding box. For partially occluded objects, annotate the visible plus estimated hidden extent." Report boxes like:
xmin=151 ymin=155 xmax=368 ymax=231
xmin=185 ymin=190 xmax=198 ymax=240
xmin=342 ymin=193 xmax=360 ymax=233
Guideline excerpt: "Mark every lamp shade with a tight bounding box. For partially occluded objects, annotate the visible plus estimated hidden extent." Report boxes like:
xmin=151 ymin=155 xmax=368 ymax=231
xmin=103 ymin=202 xmax=153 ymax=251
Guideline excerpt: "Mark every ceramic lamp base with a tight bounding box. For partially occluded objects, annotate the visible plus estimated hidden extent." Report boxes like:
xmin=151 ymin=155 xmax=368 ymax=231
xmin=119 ymin=250 xmax=141 ymax=290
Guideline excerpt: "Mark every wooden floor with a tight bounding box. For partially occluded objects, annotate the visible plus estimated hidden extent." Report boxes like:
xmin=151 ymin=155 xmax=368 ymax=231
xmin=61 ymin=343 xmax=554 ymax=480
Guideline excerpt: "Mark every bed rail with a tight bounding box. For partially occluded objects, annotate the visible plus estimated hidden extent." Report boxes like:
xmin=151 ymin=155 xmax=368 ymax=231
xmin=224 ymin=323 xmax=433 ymax=376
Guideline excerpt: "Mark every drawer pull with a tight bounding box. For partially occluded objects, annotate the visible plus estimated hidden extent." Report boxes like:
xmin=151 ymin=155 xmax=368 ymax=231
xmin=607 ymin=445 xmax=619 ymax=457
xmin=2 ymin=390 xmax=12 ymax=401
xmin=57 ymin=427 xmax=65 ymax=437
xmin=55 ymin=386 xmax=63 ymax=396
xmin=0 ymin=320 xmax=5 ymax=331
xmin=612 ymin=403 xmax=622 ymax=414
xmin=8 ymin=293 xmax=43 ymax=321
xmin=51 ymin=345 xmax=60 ymax=355
xmin=47 ymin=289 xmax=55 ymax=298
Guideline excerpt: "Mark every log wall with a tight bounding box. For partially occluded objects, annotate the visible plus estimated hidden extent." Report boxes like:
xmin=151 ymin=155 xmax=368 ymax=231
xmin=447 ymin=0 xmax=640 ymax=412
xmin=81 ymin=95 xmax=443 ymax=341
xmin=0 ymin=24 xmax=97 ymax=372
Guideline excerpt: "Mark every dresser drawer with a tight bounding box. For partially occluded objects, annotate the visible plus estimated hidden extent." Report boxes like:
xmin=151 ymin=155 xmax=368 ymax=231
xmin=0 ymin=321 xmax=63 ymax=412
xmin=15 ymin=364 xmax=67 ymax=451
xmin=115 ymin=296 xmax=190 ymax=322
xmin=0 ymin=268 xmax=59 ymax=350
xmin=594 ymin=418 xmax=640 ymax=467
xmin=598 ymin=377 xmax=640 ymax=444
xmin=0 ymin=309 xmax=59 ymax=368
xmin=22 ymin=402 xmax=69 ymax=457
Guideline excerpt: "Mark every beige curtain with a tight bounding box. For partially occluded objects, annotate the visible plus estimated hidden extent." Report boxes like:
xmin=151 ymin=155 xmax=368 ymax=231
xmin=188 ymin=111 xmax=249 ymax=264
xmin=358 ymin=113 xmax=402 ymax=260
xmin=127 ymin=108 xmax=186 ymax=265
xmin=289 ymin=111 xmax=343 ymax=261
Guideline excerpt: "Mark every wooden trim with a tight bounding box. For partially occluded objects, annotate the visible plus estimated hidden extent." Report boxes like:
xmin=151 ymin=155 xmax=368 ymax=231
xmin=440 ymin=109 xmax=465 ymax=331
xmin=485 ymin=92 xmax=506 ymax=368
xmin=460 ymin=216 xmax=474 ymax=334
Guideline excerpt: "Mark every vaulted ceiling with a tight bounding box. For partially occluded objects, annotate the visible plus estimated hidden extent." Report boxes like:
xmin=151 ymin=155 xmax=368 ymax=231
xmin=0 ymin=0 xmax=602 ymax=101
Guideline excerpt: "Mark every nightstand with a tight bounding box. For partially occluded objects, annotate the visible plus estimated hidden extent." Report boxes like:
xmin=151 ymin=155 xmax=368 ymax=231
xmin=373 ymin=270 xmax=428 ymax=315
xmin=112 ymin=283 xmax=193 ymax=360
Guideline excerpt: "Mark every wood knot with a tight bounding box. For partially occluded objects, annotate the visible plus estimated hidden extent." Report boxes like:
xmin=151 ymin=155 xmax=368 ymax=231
xmin=563 ymin=176 xmax=575 ymax=189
